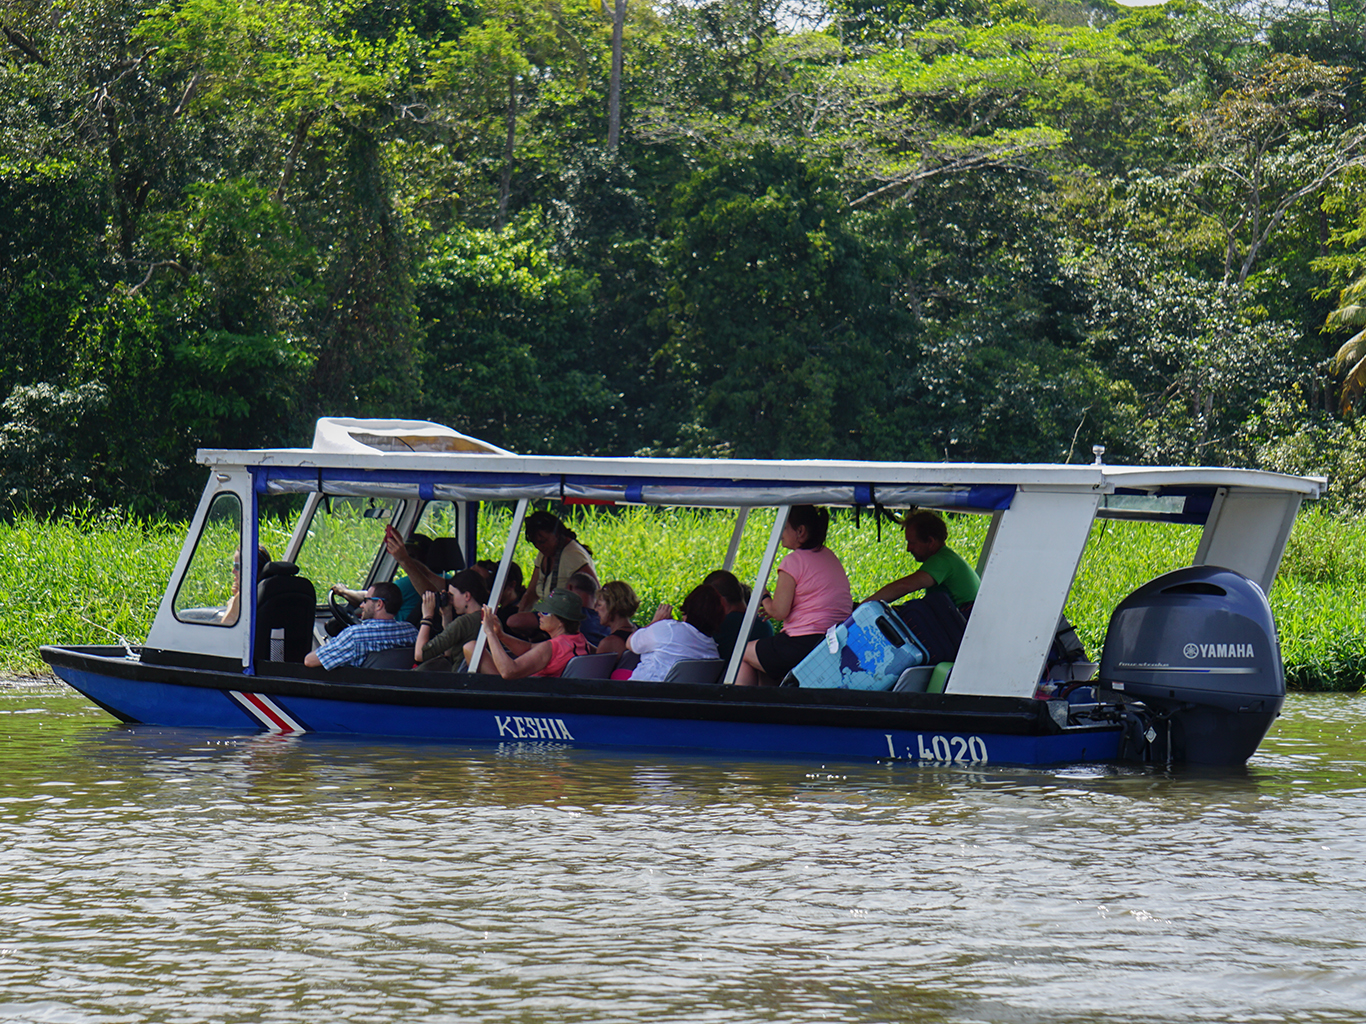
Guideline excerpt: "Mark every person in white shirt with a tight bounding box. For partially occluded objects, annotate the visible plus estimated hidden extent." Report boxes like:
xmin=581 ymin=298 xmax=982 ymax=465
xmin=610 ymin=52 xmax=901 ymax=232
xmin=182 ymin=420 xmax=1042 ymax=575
xmin=626 ymin=585 xmax=725 ymax=681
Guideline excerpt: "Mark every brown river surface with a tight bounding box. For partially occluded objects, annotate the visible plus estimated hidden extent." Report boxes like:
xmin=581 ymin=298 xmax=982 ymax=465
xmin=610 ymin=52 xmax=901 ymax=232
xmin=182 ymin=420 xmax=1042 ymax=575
xmin=1 ymin=680 xmax=1364 ymax=1024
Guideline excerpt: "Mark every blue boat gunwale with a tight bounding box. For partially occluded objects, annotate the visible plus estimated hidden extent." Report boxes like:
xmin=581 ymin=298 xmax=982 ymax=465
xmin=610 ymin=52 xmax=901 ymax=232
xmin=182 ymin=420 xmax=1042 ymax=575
xmin=39 ymin=644 xmax=1113 ymax=740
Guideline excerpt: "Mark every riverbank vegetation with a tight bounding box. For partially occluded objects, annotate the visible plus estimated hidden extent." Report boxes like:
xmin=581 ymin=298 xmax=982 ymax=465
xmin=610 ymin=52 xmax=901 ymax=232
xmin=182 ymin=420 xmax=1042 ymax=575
xmin=4 ymin=506 xmax=1363 ymax=691
xmin=6 ymin=1 xmax=1366 ymax=691
xmin=8 ymin=1 xmax=1366 ymax=519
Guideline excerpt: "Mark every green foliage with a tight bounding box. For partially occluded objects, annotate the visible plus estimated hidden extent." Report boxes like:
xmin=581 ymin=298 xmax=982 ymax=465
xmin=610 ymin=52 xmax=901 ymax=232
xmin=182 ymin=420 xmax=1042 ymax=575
xmin=0 ymin=383 xmax=112 ymax=514
xmin=658 ymin=146 xmax=909 ymax=457
xmin=0 ymin=508 xmax=182 ymax=672
xmin=1177 ymin=53 xmax=1366 ymax=291
xmin=1234 ymin=386 xmax=1366 ymax=511
xmin=415 ymin=217 xmax=617 ymax=454
xmin=1060 ymin=222 xmax=1312 ymax=464
xmin=1272 ymin=506 xmax=1366 ymax=691
xmin=5 ymin=0 xmax=1366 ymax=529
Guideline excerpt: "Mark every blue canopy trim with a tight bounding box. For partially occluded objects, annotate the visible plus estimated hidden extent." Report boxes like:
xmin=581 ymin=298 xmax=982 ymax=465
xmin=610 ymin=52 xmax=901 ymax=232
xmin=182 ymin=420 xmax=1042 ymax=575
xmin=252 ymin=466 xmax=1017 ymax=510
xmin=872 ymin=484 xmax=1015 ymax=512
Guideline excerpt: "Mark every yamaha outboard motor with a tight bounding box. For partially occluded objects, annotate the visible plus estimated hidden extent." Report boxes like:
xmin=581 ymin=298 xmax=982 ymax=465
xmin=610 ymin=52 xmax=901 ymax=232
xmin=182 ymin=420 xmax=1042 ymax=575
xmin=1099 ymin=565 xmax=1284 ymax=765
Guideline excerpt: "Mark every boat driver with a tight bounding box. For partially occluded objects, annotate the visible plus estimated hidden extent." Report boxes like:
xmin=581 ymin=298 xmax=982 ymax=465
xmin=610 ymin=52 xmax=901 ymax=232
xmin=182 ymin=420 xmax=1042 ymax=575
xmin=865 ymin=510 xmax=980 ymax=611
xmin=304 ymin=581 xmax=418 ymax=669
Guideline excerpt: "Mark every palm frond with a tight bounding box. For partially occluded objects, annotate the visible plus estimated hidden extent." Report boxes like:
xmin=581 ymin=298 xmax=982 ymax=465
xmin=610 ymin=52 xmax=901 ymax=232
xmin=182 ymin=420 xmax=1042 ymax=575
xmin=1339 ymin=347 xmax=1366 ymax=415
xmin=1331 ymin=327 xmax=1366 ymax=374
xmin=1326 ymin=303 xmax=1366 ymax=330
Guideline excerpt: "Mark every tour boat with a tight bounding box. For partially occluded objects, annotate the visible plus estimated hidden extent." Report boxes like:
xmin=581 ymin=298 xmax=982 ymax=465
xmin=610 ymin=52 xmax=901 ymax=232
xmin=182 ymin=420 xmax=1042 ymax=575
xmin=40 ymin=418 xmax=1324 ymax=766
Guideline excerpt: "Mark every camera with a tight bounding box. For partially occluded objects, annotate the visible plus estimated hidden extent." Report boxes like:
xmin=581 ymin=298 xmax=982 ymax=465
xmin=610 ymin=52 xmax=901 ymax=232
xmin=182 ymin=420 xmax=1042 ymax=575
xmin=435 ymin=591 xmax=452 ymax=608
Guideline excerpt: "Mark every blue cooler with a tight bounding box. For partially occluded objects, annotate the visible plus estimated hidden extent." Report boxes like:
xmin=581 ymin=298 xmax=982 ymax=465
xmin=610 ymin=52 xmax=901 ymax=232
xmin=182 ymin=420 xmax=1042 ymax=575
xmin=786 ymin=601 xmax=929 ymax=690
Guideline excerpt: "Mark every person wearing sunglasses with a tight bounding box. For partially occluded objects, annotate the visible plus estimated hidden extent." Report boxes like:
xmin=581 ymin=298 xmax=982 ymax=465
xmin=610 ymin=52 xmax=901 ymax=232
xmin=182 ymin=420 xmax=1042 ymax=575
xmin=217 ymin=545 xmax=272 ymax=626
xmin=304 ymin=581 xmax=417 ymax=669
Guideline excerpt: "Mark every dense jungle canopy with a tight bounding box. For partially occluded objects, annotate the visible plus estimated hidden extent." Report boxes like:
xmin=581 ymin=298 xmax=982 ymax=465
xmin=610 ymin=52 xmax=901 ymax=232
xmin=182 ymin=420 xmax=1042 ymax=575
xmin=8 ymin=0 xmax=1366 ymax=517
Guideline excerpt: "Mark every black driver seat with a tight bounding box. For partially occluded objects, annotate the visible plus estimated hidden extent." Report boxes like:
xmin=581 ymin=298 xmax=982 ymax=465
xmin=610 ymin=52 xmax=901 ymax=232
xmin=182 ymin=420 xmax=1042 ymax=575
xmin=254 ymin=561 xmax=317 ymax=664
xmin=424 ymin=537 xmax=466 ymax=573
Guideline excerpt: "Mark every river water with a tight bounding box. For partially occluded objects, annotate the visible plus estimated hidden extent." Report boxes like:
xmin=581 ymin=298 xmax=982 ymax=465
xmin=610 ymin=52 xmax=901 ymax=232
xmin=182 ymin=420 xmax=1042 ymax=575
xmin=1 ymin=682 xmax=1364 ymax=1024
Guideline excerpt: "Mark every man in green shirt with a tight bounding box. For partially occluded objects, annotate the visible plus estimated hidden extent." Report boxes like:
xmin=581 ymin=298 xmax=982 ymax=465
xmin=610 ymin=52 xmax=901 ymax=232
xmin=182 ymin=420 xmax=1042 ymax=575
xmin=866 ymin=511 xmax=980 ymax=610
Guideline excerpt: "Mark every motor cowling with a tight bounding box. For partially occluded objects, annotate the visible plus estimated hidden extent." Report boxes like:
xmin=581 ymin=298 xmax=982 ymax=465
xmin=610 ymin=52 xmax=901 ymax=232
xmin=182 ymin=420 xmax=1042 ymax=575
xmin=1099 ymin=565 xmax=1285 ymax=765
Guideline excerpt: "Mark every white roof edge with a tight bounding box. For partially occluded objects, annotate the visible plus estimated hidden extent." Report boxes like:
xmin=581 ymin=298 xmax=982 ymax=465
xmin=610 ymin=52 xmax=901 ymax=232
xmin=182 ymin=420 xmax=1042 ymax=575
xmin=193 ymin=446 xmax=1323 ymax=496
xmin=190 ymin=418 xmax=1324 ymax=495
xmin=1102 ymin=466 xmax=1326 ymax=497
xmin=196 ymin=448 xmax=1102 ymax=482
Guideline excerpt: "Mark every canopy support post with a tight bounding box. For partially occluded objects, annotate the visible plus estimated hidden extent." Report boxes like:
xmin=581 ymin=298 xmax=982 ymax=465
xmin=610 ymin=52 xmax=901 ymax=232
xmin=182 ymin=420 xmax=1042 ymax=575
xmin=470 ymin=498 xmax=529 ymax=673
xmin=722 ymin=506 xmax=790 ymax=685
xmin=723 ymin=507 xmax=750 ymax=571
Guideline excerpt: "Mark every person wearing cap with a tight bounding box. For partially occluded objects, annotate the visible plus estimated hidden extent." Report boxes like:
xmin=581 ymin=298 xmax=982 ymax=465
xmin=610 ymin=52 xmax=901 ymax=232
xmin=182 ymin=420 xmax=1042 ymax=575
xmin=462 ymin=588 xmax=592 ymax=679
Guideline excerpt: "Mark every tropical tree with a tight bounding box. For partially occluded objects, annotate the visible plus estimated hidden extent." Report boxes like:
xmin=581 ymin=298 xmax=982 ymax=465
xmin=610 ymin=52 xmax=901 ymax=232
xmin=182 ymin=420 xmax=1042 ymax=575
xmin=415 ymin=217 xmax=617 ymax=454
xmin=1177 ymin=53 xmax=1366 ymax=291
xmin=657 ymin=146 xmax=908 ymax=458
xmin=1324 ymin=273 xmax=1366 ymax=412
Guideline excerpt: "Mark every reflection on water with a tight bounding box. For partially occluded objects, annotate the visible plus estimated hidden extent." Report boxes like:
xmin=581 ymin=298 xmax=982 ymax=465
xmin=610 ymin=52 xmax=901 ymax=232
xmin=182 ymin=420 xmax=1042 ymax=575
xmin=2 ymin=684 xmax=1365 ymax=1023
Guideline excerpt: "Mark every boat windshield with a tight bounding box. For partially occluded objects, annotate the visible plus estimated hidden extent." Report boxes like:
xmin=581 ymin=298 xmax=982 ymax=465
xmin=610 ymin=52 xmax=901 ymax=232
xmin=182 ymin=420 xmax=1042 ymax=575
xmin=172 ymin=492 xmax=242 ymax=625
xmin=293 ymin=496 xmax=405 ymax=593
xmin=415 ymin=500 xmax=460 ymax=542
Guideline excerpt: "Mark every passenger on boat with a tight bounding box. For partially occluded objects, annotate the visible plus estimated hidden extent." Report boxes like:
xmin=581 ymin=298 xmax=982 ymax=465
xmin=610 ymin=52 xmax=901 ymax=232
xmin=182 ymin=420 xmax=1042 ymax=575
xmin=382 ymin=525 xmax=454 ymax=605
xmin=219 ymin=545 xmax=272 ymax=626
xmin=507 ymin=512 xmax=597 ymax=636
xmin=464 ymin=588 xmax=592 ymax=679
xmin=393 ymin=533 xmax=434 ymax=621
xmin=592 ymin=580 xmax=640 ymax=658
xmin=737 ymin=505 xmax=852 ymax=686
xmin=565 ymin=572 xmax=610 ymax=648
xmin=413 ymin=569 xmax=489 ymax=671
xmin=704 ymin=569 xmax=773 ymax=661
xmin=865 ymin=511 xmax=980 ymax=611
xmin=625 ymin=586 xmax=724 ymax=681
xmin=304 ymin=581 xmax=419 ymax=669
xmin=476 ymin=559 xmax=525 ymax=628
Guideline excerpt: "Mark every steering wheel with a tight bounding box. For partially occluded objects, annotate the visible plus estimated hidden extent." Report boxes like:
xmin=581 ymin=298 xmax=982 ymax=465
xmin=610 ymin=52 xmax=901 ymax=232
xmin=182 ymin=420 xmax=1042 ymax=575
xmin=329 ymin=589 xmax=362 ymax=628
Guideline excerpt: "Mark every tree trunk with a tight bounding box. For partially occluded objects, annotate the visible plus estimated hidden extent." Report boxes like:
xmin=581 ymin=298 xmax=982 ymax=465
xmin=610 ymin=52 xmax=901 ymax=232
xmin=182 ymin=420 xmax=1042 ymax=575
xmin=275 ymin=110 xmax=319 ymax=204
xmin=607 ymin=0 xmax=627 ymax=151
xmin=498 ymin=76 xmax=517 ymax=230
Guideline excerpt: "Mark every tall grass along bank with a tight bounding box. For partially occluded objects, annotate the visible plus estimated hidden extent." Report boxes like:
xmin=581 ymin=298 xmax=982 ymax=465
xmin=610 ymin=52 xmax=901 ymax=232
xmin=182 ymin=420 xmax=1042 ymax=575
xmin=4 ymin=506 xmax=1362 ymax=691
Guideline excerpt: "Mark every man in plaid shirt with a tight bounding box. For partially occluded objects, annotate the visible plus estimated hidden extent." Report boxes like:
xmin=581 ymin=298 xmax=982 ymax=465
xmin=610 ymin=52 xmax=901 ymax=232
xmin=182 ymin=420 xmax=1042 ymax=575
xmin=305 ymin=581 xmax=418 ymax=669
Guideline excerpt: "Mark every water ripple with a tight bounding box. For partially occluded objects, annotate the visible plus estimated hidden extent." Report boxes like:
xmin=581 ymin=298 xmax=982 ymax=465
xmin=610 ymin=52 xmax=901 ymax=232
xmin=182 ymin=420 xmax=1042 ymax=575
xmin=1 ymin=690 xmax=1364 ymax=1022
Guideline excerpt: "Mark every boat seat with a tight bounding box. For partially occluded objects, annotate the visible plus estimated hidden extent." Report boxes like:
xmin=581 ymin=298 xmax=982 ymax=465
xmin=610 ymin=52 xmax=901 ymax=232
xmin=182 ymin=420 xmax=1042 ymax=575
xmin=928 ymin=662 xmax=952 ymax=693
xmin=560 ymin=652 xmax=619 ymax=679
xmin=893 ymin=666 xmax=935 ymax=693
xmin=894 ymin=591 xmax=966 ymax=665
xmin=424 ymin=537 xmax=466 ymax=573
xmin=661 ymin=659 xmax=725 ymax=684
xmin=254 ymin=562 xmax=317 ymax=664
xmin=362 ymin=647 xmax=415 ymax=670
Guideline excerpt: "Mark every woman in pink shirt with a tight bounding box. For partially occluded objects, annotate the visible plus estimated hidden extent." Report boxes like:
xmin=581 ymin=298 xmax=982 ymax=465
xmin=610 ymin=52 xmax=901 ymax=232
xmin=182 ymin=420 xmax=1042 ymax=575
xmin=737 ymin=505 xmax=852 ymax=686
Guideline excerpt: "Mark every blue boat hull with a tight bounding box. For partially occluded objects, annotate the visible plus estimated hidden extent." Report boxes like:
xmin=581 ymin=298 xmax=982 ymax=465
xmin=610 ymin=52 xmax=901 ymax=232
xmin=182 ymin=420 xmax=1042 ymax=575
xmin=42 ymin=645 xmax=1122 ymax=766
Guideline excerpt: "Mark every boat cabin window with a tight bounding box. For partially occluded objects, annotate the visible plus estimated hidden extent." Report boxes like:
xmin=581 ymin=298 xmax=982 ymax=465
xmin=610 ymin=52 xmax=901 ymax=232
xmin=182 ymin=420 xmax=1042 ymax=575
xmin=172 ymin=492 xmax=242 ymax=625
xmin=293 ymin=496 xmax=405 ymax=591
xmin=415 ymin=500 xmax=460 ymax=540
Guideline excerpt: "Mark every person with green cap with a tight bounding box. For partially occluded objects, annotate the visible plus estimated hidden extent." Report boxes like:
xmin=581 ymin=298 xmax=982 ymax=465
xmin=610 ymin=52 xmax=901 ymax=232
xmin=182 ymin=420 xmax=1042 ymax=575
xmin=462 ymin=587 xmax=592 ymax=678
